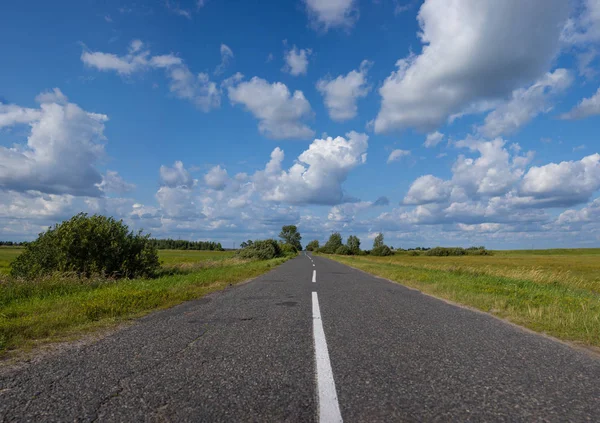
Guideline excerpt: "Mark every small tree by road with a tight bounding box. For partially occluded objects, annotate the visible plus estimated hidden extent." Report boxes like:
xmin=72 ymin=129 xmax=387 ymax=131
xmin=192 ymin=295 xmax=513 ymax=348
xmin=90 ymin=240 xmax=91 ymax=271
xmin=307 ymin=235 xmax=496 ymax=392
xmin=321 ymin=232 xmax=343 ymax=254
xmin=279 ymin=225 xmax=302 ymax=251
xmin=373 ymin=233 xmax=384 ymax=249
xmin=346 ymin=235 xmax=361 ymax=255
xmin=371 ymin=232 xmax=392 ymax=256
xmin=306 ymin=240 xmax=320 ymax=251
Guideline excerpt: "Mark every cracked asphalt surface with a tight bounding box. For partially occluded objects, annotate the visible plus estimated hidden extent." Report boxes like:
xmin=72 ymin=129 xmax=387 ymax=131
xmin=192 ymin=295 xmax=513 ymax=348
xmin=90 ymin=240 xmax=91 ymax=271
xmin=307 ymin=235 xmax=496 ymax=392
xmin=1 ymin=253 xmax=599 ymax=422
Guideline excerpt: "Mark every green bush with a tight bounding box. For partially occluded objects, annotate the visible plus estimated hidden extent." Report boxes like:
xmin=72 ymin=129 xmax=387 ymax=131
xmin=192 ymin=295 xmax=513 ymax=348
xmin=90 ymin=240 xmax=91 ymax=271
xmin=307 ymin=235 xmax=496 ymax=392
xmin=280 ymin=243 xmax=298 ymax=256
xmin=423 ymin=246 xmax=492 ymax=256
xmin=371 ymin=245 xmax=393 ymax=256
xmin=425 ymin=247 xmax=466 ymax=256
xmin=238 ymin=239 xmax=283 ymax=260
xmin=319 ymin=232 xmax=343 ymax=254
xmin=306 ymin=240 xmax=320 ymax=251
xmin=466 ymin=246 xmax=492 ymax=255
xmin=335 ymin=245 xmax=351 ymax=255
xmin=370 ymin=233 xmax=393 ymax=256
xmin=11 ymin=213 xmax=159 ymax=279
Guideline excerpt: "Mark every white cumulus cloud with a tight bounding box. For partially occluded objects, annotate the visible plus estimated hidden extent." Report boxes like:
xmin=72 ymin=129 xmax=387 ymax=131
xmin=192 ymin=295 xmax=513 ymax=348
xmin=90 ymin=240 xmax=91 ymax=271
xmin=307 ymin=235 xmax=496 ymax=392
xmin=557 ymin=198 xmax=600 ymax=225
xmin=452 ymin=138 xmax=532 ymax=197
xmin=560 ymin=87 xmax=600 ymax=120
xmin=97 ymin=170 xmax=136 ymax=194
xmin=479 ymin=69 xmax=573 ymax=137
xmin=303 ymin=0 xmax=358 ymax=31
xmin=317 ymin=60 xmax=372 ymax=122
xmin=374 ymin=0 xmax=569 ymax=133
xmin=159 ymin=161 xmax=195 ymax=188
xmin=424 ymin=131 xmax=444 ymax=148
xmin=227 ymin=76 xmax=314 ymax=139
xmin=253 ymin=131 xmax=368 ymax=204
xmin=561 ymin=0 xmax=600 ymax=45
xmin=0 ymin=89 xmax=108 ymax=196
xmin=81 ymin=40 xmax=220 ymax=112
xmin=387 ymin=149 xmax=410 ymax=163
xmin=521 ymin=154 xmax=600 ymax=206
xmin=404 ymin=175 xmax=452 ymax=205
xmin=204 ymin=165 xmax=229 ymax=190
xmin=283 ymin=46 xmax=312 ymax=76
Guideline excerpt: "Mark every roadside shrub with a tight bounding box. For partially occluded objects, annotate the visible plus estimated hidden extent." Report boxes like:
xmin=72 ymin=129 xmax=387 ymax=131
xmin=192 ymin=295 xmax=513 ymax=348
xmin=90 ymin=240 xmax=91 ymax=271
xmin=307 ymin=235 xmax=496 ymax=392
xmin=319 ymin=232 xmax=343 ymax=254
xmin=425 ymin=247 xmax=466 ymax=256
xmin=11 ymin=213 xmax=159 ymax=279
xmin=306 ymin=240 xmax=320 ymax=251
xmin=238 ymin=239 xmax=283 ymax=260
xmin=371 ymin=245 xmax=393 ymax=256
xmin=408 ymin=250 xmax=421 ymax=256
xmin=370 ymin=233 xmax=392 ymax=256
xmin=280 ymin=243 xmax=298 ymax=256
xmin=335 ymin=245 xmax=351 ymax=255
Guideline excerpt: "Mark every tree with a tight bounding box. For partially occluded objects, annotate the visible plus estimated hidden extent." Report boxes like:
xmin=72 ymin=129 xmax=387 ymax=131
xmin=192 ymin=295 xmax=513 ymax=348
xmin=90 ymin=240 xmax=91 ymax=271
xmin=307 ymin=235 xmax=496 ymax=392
xmin=150 ymin=239 xmax=223 ymax=251
xmin=346 ymin=235 xmax=361 ymax=255
xmin=279 ymin=225 xmax=302 ymax=251
xmin=240 ymin=240 xmax=253 ymax=249
xmin=373 ymin=233 xmax=384 ymax=249
xmin=321 ymin=232 xmax=343 ymax=254
xmin=371 ymin=232 xmax=392 ymax=256
xmin=371 ymin=245 xmax=393 ymax=256
xmin=306 ymin=240 xmax=320 ymax=251
xmin=335 ymin=245 xmax=351 ymax=255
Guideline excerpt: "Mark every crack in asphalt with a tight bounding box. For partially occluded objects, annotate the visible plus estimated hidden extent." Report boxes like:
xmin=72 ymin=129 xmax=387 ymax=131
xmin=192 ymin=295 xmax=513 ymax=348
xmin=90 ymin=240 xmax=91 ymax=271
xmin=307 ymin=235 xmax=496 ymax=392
xmin=90 ymin=327 xmax=208 ymax=421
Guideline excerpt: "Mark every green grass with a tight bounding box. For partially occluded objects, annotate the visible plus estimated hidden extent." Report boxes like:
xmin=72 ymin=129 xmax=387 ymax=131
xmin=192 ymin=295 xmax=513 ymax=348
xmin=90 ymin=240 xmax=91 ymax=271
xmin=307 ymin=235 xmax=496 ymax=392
xmin=492 ymin=248 xmax=600 ymax=256
xmin=0 ymin=247 xmax=23 ymax=275
xmin=0 ymin=249 xmax=290 ymax=356
xmin=158 ymin=249 xmax=236 ymax=265
xmin=323 ymin=250 xmax=600 ymax=349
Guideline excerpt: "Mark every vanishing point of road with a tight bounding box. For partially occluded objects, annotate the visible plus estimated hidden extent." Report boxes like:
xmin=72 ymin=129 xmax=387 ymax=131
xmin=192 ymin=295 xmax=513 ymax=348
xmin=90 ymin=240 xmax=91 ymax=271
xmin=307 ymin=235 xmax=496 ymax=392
xmin=1 ymin=253 xmax=599 ymax=422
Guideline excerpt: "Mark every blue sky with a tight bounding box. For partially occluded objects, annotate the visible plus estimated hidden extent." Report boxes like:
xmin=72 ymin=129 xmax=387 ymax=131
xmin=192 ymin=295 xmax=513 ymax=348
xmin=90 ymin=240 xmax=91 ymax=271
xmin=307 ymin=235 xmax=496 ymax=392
xmin=1 ymin=0 xmax=600 ymax=249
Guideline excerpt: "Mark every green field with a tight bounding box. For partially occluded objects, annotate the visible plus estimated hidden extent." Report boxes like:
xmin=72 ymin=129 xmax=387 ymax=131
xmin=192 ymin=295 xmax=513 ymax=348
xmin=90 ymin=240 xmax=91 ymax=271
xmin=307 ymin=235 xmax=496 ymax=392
xmin=0 ymin=249 xmax=288 ymax=356
xmin=0 ymin=247 xmax=23 ymax=275
xmin=324 ymin=249 xmax=600 ymax=349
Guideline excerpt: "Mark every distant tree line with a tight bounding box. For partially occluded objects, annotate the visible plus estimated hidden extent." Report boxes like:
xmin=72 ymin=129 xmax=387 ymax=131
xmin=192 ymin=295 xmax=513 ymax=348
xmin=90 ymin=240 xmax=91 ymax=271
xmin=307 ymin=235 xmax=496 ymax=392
xmin=150 ymin=239 xmax=224 ymax=251
xmin=306 ymin=232 xmax=393 ymax=256
xmin=0 ymin=241 xmax=26 ymax=247
xmin=306 ymin=234 xmax=491 ymax=257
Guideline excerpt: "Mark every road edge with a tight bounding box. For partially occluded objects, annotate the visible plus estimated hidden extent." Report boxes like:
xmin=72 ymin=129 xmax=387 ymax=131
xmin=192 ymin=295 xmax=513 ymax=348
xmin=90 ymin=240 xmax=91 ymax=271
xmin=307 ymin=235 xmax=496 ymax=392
xmin=318 ymin=254 xmax=600 ymax=360
xmin=0 ymin=256 xmax=297 ymax=372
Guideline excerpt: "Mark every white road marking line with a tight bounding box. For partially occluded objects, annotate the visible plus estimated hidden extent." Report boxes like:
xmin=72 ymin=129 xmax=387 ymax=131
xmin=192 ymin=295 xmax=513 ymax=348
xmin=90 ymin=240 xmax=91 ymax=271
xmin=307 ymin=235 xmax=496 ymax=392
xmin=312 ymin=292 xmax=343 ymax=423
xmin=312 ymin=270 xmax=317 ymax=283
xmin=313 ymin=263 xmax=316 ymax=267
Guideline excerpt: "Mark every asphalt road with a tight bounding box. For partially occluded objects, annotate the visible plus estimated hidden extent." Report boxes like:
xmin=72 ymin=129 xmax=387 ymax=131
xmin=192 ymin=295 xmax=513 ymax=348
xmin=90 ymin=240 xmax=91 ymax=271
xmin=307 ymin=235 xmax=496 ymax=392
xmin=1 ymin=253 xmax=599 ymax=422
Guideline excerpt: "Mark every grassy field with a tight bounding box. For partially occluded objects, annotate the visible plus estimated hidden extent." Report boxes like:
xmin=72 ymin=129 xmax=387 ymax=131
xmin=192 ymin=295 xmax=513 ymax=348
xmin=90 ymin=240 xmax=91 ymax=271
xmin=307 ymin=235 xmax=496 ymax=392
xmin=0 ymin=247 xmax=23 ymax=275
xmin=0 ymin=249 xmax=288 ymax=357
xmin=324 ymin=249 xmax=600 ymax=349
